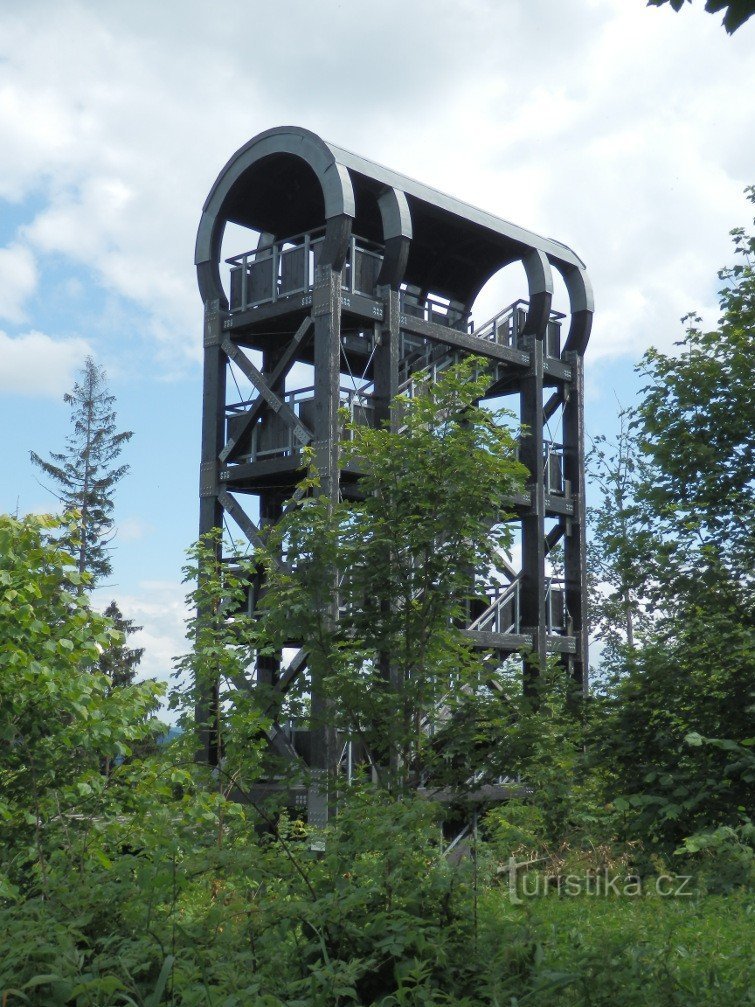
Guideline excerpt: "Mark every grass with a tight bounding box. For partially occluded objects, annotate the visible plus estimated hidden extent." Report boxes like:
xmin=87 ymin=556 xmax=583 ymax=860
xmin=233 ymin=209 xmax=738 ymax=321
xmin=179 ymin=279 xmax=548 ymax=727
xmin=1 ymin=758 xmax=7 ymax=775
xmin=478 ymin=886 xmax=755 ymax=1006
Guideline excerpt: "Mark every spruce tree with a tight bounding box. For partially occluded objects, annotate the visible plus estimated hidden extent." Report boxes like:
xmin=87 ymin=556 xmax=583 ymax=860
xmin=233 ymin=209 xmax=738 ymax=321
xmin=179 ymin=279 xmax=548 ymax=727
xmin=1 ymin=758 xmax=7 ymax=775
xmin=98 ymin=600 xmax=145 ymax=688
xmin=30 ymin=356 xmax=132 ymax=588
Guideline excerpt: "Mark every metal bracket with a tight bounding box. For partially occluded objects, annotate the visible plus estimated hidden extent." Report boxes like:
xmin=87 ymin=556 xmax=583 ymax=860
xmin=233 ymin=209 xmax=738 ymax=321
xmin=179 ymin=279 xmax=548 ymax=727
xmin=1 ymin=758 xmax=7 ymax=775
xmin=313 ymin=271 xmax=338 ymax=316
xmin=199 ymin=461 xmax=217 ymax=498
xmin=203 ymin=299 xmax=223 ymax=347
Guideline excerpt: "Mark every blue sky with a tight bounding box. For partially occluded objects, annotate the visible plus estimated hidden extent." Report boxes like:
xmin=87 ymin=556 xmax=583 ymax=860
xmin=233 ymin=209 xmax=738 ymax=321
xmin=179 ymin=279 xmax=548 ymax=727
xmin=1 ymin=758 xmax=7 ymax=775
xmin=1 ymin=0 xmax=753 ymax=685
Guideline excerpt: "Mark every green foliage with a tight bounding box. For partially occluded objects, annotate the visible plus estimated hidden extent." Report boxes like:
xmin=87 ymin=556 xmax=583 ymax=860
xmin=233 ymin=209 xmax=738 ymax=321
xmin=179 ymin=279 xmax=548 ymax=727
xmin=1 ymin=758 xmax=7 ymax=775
xmin=171 ymin=528 xmax=274 ymax=790
xmin=587 ymin=411 xmax=656 ymax=670
xmin=4 ymin=260 xmax=755 ymax=1002
xmin=590 ymin=188 xmax=755 ymax=853
xmin=98 ymin=601 xmax=145 ymax=689
xmin=206 ymin=358 xmax=529 ymax=795
xmin=30 ymin=355 xmax=133 ymax=586
xmin=0 ymin=512 xmax=164 ymax=899
xmin=647 ymin=0 xmax=755 ymax=34
xmin=677 ymin=820 xmax=754 ymax=893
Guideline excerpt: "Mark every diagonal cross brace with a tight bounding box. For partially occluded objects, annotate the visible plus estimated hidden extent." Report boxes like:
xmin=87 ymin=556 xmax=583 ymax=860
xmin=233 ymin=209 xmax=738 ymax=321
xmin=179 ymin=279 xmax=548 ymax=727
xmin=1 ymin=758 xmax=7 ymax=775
xmin=218 ymin=490 xmax=290 ymax=574
xmin=218 ymin=489 xmax=267 ymax=552
xmin=273 ymin=648 xmax=308 ymax=700
xmin=221 ymin=337 xmax=312 ymax=447
xmin=544 ymin=390 xmax=563 ymax=423
xmin=220 ymin=317 xmax=314 ymax=463
xmin=545 ymin=524 xmax=565 ymax=555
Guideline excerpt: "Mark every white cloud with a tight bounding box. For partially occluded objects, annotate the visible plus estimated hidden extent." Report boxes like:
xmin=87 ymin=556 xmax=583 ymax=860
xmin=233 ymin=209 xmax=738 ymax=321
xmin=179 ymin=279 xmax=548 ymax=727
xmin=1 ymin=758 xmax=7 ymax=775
xmin=0 ymin=0 xmax=752 ymax=373
xmin=94 ymin=579 xmax=190 ymax=687
xmin=0 ymin=329 xmax=90 ymax=397
xmin=0 ymin=243 xmax=37 ymax=322
xmin=116 ymin=516 xmax=154 ymax=542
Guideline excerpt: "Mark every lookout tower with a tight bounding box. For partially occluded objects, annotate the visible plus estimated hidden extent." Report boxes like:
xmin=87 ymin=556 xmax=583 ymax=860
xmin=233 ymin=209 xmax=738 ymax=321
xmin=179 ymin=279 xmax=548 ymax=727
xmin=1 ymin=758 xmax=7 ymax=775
xmin=195 ymin=126 xmax=593 ymax=817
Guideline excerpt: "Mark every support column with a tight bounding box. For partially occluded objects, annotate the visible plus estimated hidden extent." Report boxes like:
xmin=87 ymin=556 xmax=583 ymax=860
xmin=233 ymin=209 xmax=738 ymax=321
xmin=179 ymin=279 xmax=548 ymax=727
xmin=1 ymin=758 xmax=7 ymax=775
xmin=374 ymin=286 xmax=401 ymax=782
xmin=374 ymin=286 xmax=400 ymax=427
xmin=562 ymin=351 xmax=589 ymax=695
xmin=308 ymin=265 xmax=343 ymax=825
xmin=256 ymin=345 xmax=286 ymax=689
xmin=519 ymin=333 xmax=547 ymax=694
xmin=197 ymin=299 xmax=226 ymax=765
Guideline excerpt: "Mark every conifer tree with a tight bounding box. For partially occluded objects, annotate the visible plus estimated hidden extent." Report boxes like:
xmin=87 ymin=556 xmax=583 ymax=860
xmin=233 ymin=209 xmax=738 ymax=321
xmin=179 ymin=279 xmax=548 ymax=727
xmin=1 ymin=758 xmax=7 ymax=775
xmin=98 ymin=600 xmax=145 ymax=688
xmin=30 ymin=356 xmax=132 ymax=588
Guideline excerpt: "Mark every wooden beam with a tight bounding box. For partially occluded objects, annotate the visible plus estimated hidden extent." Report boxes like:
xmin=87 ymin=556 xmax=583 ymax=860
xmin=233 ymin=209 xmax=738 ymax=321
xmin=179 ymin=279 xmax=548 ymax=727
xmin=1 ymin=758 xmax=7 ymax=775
xmin=543 ymin=390 xmax=562 ymax=422
xmin=274 ymin=648 xmax=308 ymax=697
xmin=399 ymin=313 xmax=531 ymax=368
xmin=217 ymin=489 xmax=267 ymax=551
xmin=463 ymin=629 xmax=533 ymax=651
xmin=545 ymin=524 xmax=565 ymax=554
xmin=220 ymin=317 xmax=314 ymax=463
xmin=221 ymin=337 xmax=312 ymax=447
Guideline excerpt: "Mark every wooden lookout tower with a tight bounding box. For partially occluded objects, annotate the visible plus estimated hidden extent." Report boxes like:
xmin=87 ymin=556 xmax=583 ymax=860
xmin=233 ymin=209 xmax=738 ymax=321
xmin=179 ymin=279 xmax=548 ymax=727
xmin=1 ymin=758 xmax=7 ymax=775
xmin=195 ymin=126 xmax=593 ymax=821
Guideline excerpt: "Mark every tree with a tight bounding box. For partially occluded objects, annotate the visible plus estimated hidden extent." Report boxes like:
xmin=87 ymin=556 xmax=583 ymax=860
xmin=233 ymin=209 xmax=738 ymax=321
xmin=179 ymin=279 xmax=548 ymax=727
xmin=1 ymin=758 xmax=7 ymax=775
xmin=637 ymin=194 xmax=755 ymax=587
xmin=97 ymin=600 xmax=145 ymax=689
xmin=30 ymin=355 xmax=132 ymax=588
xmin=261 ymin=358 xmax=530 ymax=794
xmin=593 ymin=187 xmax=755 ymax=851
xmin=648 ymin=0 xmax=755 ymax=34
xmin=179 ymin=358 xmax=530 ymax=797
xmin=0 ymin=513 xmax=163 ymax=897
xmin=587 ymin=410 xmax=656 ymax=671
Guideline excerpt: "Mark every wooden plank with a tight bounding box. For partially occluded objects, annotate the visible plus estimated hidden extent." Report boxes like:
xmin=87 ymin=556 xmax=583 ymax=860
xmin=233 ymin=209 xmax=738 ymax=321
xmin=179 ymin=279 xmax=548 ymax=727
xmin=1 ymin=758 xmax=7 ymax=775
xmin=543 ymin=390 xmax=562 ymax=422
xmin=545 ymin=524 xmax=565 ymax=554
xmin=463 ymin=629 xmax=533 ymax=651
xmin=544 ymin=494 xmax=574 ymax=516
xmin=416 ymin=784 xmax=528 ymax=804
xmin=220 ymin=454 xmax=304 ymax=485
xmin=543 ymin=358 xmax=572 ymax=382
xmin=266 ymin=725 xmax=301 ymax=763
xmin=224 ymin=290 xmax=382 ymax=333
xmin=545 ymin=634 xmax=577 ymax=654
xmin=273 ymin=648 xmax=308 ymax=697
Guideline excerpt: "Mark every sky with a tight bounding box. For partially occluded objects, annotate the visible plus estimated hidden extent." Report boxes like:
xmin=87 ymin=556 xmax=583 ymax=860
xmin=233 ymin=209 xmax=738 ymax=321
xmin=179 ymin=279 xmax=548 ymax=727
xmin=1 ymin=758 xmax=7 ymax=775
xmin=0 ymin=0 xmax=753 ymax=689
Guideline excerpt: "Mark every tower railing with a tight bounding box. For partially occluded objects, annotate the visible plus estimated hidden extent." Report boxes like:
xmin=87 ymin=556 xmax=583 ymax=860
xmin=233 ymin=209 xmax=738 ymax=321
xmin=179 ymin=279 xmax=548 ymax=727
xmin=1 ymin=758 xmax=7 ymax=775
xmin=468 ymin=577 xmax=521 ymax=635
xmin=226 ymin=228 xmax=385 ymax=312
xmin=543 ymin=440 xmax=565 ymax=495
xmin=225 ymin=383 xmax=377 ymax=463
xmin=467 ymin=575 xmax=569 ymax=636
xmin=399 ymin=288 xmax=470 ymax=331
xmin=397 ymin=300 xmax=566 ymax=394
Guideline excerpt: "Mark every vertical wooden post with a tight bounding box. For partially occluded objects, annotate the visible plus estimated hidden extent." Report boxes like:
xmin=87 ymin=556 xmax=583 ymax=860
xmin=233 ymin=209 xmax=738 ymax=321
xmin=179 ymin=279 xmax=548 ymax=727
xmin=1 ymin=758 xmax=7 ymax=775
xmin=374 ymin=286 xmax=401 ymax=781
xmin=308 ymin=264 xmax=343 ymax=825
xmin=519 ymin=333 xmax=547 ymax=695
xmin=197 ymin=299 xmax=226 ymax=765
xmin=563 ymin=351 xmax=589 ymax=695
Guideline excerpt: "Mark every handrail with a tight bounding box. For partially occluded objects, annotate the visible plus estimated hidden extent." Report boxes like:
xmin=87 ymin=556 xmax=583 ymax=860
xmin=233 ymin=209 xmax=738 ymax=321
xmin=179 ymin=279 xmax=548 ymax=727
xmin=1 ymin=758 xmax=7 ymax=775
xmin=399 ymin=288 xmax=470 ymax=331
xmin=225 ymin=226 xmax=327 ymax=265
xmin=396 ymin=298 xmax=568 ymax=396
xmin=226 ymin=228 xmax=387 ymax=311
xmin=472 ymin=300 xmax=566 ymax=339
xmin=468 ymin=576 xmax=521 ymax=635
xmin=543 ymin=440 xmax=565 ymax=495
xmin=227 ymin=382 xmax=375 ymax=413
xmin=466 ymin=574 xmax=570 ymax=637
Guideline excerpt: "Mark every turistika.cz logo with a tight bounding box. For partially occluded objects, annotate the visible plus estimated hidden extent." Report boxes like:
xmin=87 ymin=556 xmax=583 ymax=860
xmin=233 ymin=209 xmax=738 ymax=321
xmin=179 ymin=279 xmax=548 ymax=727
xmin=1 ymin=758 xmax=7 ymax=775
xmin=506 ymin=857 xmax=693 ymax=904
